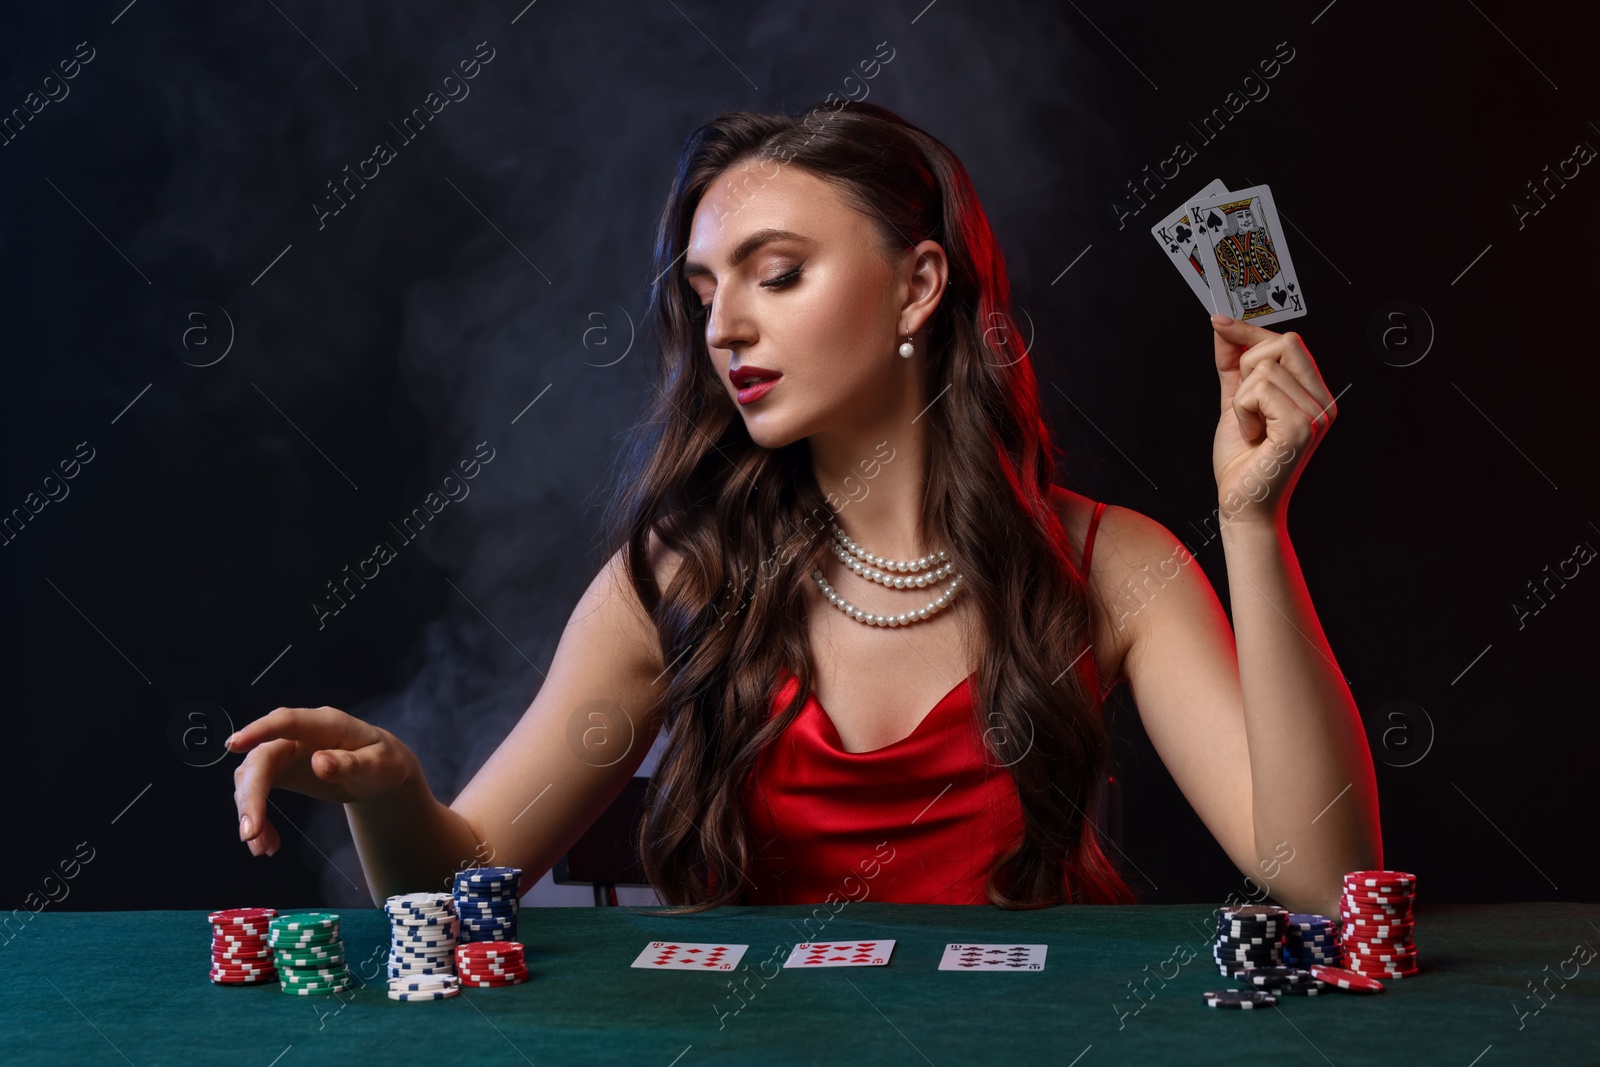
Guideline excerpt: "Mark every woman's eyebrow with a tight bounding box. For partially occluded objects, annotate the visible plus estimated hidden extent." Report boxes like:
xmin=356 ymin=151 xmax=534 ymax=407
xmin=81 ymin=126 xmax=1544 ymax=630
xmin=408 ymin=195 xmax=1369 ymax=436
xmin=683 ymin=228 xmax=814 ymax=280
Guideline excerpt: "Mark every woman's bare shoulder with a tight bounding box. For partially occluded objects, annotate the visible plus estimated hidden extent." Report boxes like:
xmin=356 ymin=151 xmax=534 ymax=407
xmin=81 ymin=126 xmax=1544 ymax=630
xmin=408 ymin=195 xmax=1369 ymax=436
xmin=1046 ymin=486 xmax=1177 ymax=572
xmin=1046 ymin=486 xmax=1188 ymax=689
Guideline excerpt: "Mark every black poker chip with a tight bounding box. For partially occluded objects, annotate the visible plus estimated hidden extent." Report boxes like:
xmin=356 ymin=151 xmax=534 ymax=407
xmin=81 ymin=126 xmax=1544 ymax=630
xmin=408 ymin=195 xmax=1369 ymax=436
xmin=1202 ymin=989 xmax=1278 ymax=1009
xmin=1241 ymin=966 xmax=1317 ymax=990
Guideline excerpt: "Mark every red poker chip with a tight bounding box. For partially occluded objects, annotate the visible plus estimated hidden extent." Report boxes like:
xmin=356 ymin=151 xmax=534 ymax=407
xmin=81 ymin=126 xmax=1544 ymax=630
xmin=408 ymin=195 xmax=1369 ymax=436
xmin=1347 ymin=942 xmax=1417 ymax=957
xmin=1342 ymin=870 xmax=1416 ymax=887
xmin=1341 ymin=906 xmax=1413 ymax=922
xmin=458 ymin=962 xmax=529 ymax=975
xmin=455 ymin=947 xmax=524 ymax=960
xmin=1349 ymin=954 xmax=1419 ymax=969
xmin=1342 ymin=892 xmax=1414 ymax=907
xmin=208 ymin=907 xmax=278 ymax=925
xmin=1341 ymin=928 xmax=1416 ymax=941
xmin=460 ymin=966 xmax=528 ymax=979
xmin=1342 ymin=899 xmax=1414 ymax=913
xmin=456 ymin=942 xmax=524 ymax=956
xmin=1348 ymin=957 xmax=1419 ymax=972
xmin=1309 ymin=964 xmax=1385 ymax=992
xmin=1340 ymin=919 xmax=1415 ymax=934
xmin=1340 ymin=895 xmax=1413 ymax=910
xmin=457 ymin=976 xmax=528 ymax=987
xmin=1344 ymin=927 xmax=1420 ymax=947
xmin=212 ymin=929 xmax=271 ymax=943
xmin=208 ymin=961 xmax=276 ymax=972
xmin=210 ymin=966 xmax=278 ymax=978
xmin=458 ymin=962 xmax=529 ymax=976
xmin=209 ymin=969 xmax=278 ymax=983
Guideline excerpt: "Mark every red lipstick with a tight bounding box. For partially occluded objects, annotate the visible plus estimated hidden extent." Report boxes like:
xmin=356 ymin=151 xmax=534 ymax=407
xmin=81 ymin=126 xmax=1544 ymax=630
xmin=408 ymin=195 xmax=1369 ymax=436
xmin=730 ymin=366 xmax=782 ymax=406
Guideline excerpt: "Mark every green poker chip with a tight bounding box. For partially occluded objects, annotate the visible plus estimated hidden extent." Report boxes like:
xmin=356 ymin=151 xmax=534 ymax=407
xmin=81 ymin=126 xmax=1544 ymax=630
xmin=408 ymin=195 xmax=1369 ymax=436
xmin=281 ymin=966 xmax=352 ymax=981
xmin=279 ymin=980 xmax=353 ymax=995
xmin=270 ymin=912 xmax=339 ymax=932
xmin=277 ymin=953 xmax=347 ymax=969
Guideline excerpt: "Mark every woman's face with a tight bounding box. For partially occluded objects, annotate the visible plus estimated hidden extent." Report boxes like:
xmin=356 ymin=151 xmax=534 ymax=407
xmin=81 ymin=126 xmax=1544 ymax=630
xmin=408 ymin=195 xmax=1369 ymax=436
xmin=684 ymin=161 xmax=942 ymax=450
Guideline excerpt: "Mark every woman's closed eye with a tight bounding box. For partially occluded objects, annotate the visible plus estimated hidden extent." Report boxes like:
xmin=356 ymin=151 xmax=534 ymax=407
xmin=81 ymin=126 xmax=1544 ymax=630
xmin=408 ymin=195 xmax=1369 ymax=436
xmin=691 ymin=265 xmax=804 ymax=321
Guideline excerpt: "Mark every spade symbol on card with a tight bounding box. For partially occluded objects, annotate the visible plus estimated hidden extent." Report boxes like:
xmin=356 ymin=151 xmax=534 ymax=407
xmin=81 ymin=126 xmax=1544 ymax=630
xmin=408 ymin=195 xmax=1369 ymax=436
xmin=1272 ymin=286 xmax=1287 ymax=307
xmin=1203 ymin=209 xmax=1224 ymax=232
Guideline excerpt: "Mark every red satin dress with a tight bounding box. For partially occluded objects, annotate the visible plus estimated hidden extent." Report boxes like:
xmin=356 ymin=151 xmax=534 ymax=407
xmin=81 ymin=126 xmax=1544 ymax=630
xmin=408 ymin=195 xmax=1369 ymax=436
xmin=739 ymin=501 xmax=1108 ymax=905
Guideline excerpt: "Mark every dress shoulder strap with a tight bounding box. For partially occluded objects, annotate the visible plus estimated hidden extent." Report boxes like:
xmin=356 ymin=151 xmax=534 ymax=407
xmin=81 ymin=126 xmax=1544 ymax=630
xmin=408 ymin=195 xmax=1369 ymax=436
xmin=1082 ymin=500 xmax=1108 ymax=578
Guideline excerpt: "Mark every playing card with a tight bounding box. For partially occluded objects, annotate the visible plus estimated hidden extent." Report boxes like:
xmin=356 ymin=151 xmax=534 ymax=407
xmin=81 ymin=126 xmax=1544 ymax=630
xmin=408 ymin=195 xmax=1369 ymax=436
xmin=782 ymin=940 xmax=897 ymax=968
xmin=1186 ymin=184 xmax=1307 ymax=326
xmin=630 ymin=941 xmax=749 ymax=971
xmin=937 ymin=943 xmax=1048 ymax=971
xmin=1150 ymin=178 xmax=1230 ymax=308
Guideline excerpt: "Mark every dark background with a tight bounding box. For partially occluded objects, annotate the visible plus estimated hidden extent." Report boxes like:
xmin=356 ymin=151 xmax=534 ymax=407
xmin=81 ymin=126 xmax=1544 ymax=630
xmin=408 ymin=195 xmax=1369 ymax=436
xmin=2 ymin=0 xmax=1595 ymax=915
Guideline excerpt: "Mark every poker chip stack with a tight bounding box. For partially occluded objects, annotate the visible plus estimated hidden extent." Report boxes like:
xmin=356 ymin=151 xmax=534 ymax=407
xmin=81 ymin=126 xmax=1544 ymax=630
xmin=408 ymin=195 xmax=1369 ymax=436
xmin=455 ymin=941 xmax=529 ymax=987
xmin=385 ymin=891 xmax=460 ymax=997
xmin=208 ymin=907 xmax=279 ymax=985
xmin=268 ymin=912 xmax=351 ymax=995
xmin=1283 ymin=913 xmax=1343 ymax=970
xmin=453 ymin=867 xmax=522 ymax=944
xmin=1339 ymin=870 xmax=1418 ymax=980
xmin=1212 ymin=905 xmax=1287 ymax=978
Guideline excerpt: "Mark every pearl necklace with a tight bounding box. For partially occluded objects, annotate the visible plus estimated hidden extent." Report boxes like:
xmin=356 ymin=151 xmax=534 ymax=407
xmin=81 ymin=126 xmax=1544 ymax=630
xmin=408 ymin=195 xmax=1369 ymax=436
xmin=811 ymin=522 xmax=964 ymax=628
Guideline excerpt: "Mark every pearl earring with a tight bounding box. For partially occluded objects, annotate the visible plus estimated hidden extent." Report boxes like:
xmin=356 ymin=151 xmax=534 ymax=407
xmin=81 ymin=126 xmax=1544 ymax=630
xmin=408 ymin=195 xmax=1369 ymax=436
xmin=898 ymin=335 xmax=914 ymax=358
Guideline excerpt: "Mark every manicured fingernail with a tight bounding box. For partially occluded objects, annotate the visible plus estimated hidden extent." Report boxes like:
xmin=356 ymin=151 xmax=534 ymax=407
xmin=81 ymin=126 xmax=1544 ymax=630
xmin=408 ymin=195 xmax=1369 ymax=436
xmin=225 ymin=732 xmax=239 ymax=747
xmin=239 ymin=814 xmax=254 ymax=839
xmin=266 ymin=844 xmax=277 ymax=857
xmin=1210 ymin=313 xmax=1234 ymax=326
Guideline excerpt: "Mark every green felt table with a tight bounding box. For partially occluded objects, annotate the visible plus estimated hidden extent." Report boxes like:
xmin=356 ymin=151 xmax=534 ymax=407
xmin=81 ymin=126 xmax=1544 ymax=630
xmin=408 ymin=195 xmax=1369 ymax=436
xmin=2 ymin=903 xmax=1597 ymax=1065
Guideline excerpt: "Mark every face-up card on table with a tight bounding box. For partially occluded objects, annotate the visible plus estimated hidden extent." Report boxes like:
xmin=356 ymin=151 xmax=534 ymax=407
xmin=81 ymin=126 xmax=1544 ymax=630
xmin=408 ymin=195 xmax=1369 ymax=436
xmin=1186 ymin=183 xmax=1308 ymax=326
xmin=631 ymin=941 xmax=749 ymax=971
xmin=1151 ymin=178 xmax=1230 ymax=309
xmin=938 ymin=943 xmax=1048 ymax=971
xmin=782 ymin=940 xmax=897 ymax=968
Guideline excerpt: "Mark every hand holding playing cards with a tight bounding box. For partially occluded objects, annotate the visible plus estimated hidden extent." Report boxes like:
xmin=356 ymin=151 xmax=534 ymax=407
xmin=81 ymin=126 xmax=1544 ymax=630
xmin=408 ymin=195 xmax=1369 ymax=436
xmin=1210 ymin=315 xmax=1337 ymax=525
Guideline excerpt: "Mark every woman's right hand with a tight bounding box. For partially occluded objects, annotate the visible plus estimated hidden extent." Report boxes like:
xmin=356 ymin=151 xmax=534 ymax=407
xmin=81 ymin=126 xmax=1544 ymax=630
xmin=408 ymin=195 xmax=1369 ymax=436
xmin=226 ymin=706 xmax=420 ymax=857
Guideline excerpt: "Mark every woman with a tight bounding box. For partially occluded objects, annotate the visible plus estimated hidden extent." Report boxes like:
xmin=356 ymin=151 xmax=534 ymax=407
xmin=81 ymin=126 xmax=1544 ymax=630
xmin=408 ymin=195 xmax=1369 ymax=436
xmin=226 ymin=100 xmax=1379 ymax=917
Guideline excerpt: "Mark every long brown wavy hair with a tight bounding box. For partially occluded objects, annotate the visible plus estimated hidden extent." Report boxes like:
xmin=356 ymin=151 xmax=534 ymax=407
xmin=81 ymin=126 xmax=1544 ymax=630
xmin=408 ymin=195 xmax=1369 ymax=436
xmin=599 ymin=99 xmax=1133 ymax=911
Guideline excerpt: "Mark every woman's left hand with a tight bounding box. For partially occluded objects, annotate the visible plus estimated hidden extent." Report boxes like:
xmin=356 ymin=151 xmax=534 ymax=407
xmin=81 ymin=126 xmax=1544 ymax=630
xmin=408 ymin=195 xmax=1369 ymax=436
xmin=1210 ymin=314 xmax=1338 ymax=526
